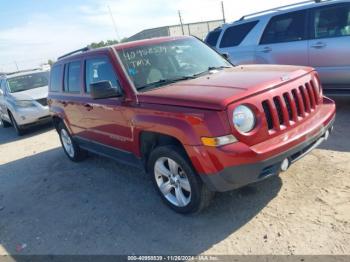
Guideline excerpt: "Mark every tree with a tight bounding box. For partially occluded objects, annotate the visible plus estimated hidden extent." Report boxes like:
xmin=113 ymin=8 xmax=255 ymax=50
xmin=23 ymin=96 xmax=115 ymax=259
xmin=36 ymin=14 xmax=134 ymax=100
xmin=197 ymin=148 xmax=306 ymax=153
xmin=120 ymin=37 xmax=129 ymax=43
xmin=89 ymin=39 xmax=120 ymax=49
xmin=47 ymin=59 xmax=55 ymax=66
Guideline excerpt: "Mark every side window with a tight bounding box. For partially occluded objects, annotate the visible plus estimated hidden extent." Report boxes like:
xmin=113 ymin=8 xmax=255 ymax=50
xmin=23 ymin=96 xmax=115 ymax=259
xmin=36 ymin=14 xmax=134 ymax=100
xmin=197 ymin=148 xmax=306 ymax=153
xmin=0 ymin=79 xmax=7 ymax=92
xmin=85 ymin=57 xmax=120 ymax=93
xmin=313 ymin=5 xmax=350 ymax=39
xmin=205 ymin=29 xmax=222 ymax=47
xmin=50 ymin=65 xmax=63 ymax=92
xmin=64 ymin=61 xmax=81 ymax=93
xmin=260 ymin=11 xmax=307 ymax=44
xmin=219 ymin=21 xmax=258 ymax=48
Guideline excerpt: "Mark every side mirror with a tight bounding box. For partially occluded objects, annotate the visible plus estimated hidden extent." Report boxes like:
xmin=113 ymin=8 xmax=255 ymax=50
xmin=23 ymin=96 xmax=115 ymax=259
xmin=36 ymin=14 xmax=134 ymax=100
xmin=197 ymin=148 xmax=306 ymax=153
xmin=90 ymin=81 xmax=122 ymax=99
xmin=221 ymin=53 xmax=229 ymax=60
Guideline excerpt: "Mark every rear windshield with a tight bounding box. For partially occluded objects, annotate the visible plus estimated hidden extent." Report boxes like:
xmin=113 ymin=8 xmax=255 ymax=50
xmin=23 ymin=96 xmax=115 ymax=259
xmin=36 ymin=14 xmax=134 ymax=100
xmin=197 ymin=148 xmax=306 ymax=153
xmin=8 ymin=72 xmax=49 ymax=93
xmin=205 ymin=29 xmax=222 ymax=47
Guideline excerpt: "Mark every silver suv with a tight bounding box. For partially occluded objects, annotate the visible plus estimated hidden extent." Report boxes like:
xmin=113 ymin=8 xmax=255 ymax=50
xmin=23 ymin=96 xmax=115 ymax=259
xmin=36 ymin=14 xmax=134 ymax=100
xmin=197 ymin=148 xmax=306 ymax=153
xmin=205 ymin=0 xmax=350 ymax=95
xmin=0 ymin=69 xmax=51 ymax=135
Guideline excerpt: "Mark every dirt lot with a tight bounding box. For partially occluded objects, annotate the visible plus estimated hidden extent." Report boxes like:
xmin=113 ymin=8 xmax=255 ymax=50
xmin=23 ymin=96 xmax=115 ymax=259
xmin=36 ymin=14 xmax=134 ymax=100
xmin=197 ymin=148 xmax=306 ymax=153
xmin=0 ymin=98 xmax=349 ymax=255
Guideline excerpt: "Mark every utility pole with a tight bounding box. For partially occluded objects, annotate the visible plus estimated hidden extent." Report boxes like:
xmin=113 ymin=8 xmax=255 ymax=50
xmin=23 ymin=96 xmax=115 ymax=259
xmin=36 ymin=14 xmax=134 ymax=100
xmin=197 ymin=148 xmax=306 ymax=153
xmin=14 ymin=61 xmax=19 ymax=71
xmin=178 ymin=10 xmax=185 ymax=35
xmin=108 ymin=5 xmax=120 ymax=41
xmin=221 ymin=1 xmax=226 ymax=23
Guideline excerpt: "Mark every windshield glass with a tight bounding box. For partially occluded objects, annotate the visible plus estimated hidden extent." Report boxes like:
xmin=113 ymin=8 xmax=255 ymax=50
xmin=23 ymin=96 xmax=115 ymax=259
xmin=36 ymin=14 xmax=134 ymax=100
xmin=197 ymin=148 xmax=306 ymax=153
xmin=8 ymin=72 xmax=49 ymax=93
xmin=118 ymin=38 xmax=232 ymax=91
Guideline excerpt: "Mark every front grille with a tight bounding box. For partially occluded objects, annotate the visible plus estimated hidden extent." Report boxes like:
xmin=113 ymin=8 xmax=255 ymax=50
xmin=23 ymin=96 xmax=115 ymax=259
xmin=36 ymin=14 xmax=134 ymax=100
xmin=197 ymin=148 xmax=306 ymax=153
xmin=262 ymin=80 xmax=320 ymax=131
xmin=36 ymin=98 xmax=48 ymax=106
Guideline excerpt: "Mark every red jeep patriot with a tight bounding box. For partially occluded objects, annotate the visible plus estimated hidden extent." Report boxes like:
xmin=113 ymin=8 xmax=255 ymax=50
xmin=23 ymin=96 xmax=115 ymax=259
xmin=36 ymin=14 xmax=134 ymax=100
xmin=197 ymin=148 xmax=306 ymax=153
xmin=48 ymin=36 xmax=335 ymax=213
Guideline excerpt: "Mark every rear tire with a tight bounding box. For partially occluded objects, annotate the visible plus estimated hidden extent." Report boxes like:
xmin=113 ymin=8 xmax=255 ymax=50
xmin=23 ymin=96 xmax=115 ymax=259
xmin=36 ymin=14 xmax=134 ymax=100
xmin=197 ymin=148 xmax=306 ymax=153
xmin=58 ymin=122 xmax=87 ymax=162
xmin=9 ymin=112 xmax=24 ymax=136
xmin=148 ymin=145 xmax=214 ymax=214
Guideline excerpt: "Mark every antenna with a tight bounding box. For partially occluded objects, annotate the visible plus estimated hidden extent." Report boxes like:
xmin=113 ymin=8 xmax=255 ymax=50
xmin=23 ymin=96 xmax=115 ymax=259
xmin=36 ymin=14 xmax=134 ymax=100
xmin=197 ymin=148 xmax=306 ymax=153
xmin=108 ymin=5 xmax=120 ymax=41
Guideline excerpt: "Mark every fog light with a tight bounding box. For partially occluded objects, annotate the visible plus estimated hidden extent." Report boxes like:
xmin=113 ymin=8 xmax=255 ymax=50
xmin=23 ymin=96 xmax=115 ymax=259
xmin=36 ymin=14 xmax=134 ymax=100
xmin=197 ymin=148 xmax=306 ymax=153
xmin=281 ymin=158 xmax=290 ymax=172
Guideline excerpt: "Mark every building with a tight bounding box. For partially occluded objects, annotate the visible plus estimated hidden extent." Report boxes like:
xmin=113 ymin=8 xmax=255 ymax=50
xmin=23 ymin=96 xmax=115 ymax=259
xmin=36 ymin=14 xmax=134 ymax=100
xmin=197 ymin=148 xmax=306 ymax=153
xmin=128 ymin=19 xmax=224 ymax=41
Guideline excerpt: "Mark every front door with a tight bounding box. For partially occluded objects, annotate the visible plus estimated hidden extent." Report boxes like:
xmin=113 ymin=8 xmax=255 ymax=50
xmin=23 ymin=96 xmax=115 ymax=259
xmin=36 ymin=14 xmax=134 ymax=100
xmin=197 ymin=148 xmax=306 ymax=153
xmin=78 ymin=56 xmax=134 ymax=153
xmin=256 ymin=10 xmax=309 ymax=66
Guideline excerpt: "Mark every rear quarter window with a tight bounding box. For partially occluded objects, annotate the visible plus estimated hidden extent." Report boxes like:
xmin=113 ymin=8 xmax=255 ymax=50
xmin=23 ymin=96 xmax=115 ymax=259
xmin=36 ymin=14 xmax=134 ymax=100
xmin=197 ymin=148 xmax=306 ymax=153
xmin=219 ymin=21 xmax=258 ymax=48
xmin=205 ymin=29 xmax=222 ymax=47
xmin=50 ymin=65 xmax=63 ymax=92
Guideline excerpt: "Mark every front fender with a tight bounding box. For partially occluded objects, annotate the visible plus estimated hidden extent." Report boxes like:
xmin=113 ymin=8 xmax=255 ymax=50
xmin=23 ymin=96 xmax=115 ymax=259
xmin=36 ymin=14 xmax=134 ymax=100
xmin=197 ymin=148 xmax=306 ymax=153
xmin=134 ymin=114 xmax=201 ymax=146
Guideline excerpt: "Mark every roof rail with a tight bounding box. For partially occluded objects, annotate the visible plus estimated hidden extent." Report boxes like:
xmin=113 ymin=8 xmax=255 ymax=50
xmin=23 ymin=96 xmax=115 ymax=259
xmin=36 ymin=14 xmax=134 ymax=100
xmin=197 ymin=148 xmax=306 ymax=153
xmin=5 ymin=68 xmax=42 ymax=76
xmin=57 ymin=47 xmax=90 ymax=60
xmin=238 ymin=0 xmax=332 ymax=21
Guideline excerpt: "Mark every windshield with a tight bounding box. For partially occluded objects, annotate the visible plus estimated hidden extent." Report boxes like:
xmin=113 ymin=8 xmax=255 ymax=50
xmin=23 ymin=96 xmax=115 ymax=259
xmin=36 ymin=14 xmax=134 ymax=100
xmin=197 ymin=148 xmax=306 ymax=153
xmin=8 ymin=72 xmax=49 ymax=93
xmin=118 ymin=38 xmax=232 ymax=91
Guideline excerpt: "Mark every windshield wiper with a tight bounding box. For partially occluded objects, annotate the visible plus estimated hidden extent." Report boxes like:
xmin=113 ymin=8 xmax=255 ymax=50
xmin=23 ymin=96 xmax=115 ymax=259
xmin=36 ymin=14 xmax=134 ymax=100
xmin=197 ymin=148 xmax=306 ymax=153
xmin=208 ymin=66 xmax=231 ymax=70
xmin=137 ymin=75 xmax=196 ymax=91
xmin=192 ymin=66 xmax=231 ymax=78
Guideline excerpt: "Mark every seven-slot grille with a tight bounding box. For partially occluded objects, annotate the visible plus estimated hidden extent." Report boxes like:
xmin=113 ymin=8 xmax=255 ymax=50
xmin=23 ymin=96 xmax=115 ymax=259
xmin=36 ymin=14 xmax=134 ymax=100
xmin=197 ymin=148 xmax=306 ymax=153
xmin=262 ymin=79 xmax=320 ymax=131
xmin=36 ymin=98 xmax=48 ymax=106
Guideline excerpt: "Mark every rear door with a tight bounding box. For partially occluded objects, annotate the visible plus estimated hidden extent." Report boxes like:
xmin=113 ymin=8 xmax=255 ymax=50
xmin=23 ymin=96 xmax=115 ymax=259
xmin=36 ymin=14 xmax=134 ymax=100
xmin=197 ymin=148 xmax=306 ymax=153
xmin=256 ymin=10 xmax=309 ymax=66
xmin=308 ymin=3 xmax=350 ymax=88
xmin=61 ymin=60 xmax=85 ymax=135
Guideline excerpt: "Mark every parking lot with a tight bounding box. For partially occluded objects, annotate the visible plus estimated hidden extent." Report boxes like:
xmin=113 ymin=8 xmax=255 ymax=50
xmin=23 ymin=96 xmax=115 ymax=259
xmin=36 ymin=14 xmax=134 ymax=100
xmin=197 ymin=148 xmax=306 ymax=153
xmin=0 ymin=97 xmax=349 ymax=255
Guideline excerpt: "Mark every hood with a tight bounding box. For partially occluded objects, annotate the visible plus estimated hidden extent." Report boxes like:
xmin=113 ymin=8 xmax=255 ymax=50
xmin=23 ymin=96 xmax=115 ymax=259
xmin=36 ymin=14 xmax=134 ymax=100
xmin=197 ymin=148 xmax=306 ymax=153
xmin=137 ymin=65 xmax=314 ymax=110
xmin=10 ymin=86 xmax=48 ymax=101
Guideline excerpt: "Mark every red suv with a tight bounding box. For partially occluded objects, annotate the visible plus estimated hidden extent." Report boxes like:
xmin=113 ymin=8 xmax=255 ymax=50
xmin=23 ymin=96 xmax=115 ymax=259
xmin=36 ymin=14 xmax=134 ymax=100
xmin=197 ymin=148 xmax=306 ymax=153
xmin=48 ymin=36 xmax=335 ymax=213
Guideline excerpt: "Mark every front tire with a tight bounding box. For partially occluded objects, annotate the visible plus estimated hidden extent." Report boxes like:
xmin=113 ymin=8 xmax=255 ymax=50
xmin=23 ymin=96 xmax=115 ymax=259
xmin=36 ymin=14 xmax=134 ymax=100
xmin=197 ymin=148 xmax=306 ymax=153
xmin=58 ymin=122 xmax=87 ymax=162
xmin=148 ymin=145 xmax=214 ymax=214
xmin=9 ymin=112 xmax=24 ymax=136
xmin=0 ymin=117 xmax=11 ymax=128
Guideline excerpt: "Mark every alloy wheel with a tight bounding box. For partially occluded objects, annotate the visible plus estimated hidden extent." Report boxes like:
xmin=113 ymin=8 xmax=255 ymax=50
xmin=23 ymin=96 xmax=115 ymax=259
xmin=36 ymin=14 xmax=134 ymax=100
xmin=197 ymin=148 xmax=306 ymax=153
xmin=60 ymin=129 xmax=75 ymax=158
xmin=154 ymin=157 xmax=191 ymax=207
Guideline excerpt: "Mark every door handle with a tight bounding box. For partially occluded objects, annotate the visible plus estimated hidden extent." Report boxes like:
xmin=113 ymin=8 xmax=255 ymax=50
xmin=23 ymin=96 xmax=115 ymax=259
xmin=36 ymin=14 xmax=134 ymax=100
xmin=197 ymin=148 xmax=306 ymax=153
xmin=84 ymin=104 xmax=93 ymax=111
xmin=311 ymin=42 xmax=326 ymax=49
xmin=259 ymin=47 xmax=272 ymax=53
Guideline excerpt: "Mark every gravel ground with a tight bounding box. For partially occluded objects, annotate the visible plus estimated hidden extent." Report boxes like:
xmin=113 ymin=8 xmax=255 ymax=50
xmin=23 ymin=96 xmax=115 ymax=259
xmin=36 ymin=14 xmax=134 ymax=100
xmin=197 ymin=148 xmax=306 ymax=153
xmin=0 ymin=98 xmax=349 ymax=255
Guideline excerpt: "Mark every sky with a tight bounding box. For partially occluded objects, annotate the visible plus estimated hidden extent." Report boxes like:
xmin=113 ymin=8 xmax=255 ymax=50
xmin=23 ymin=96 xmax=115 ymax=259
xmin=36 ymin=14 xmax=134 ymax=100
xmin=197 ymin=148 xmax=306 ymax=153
xmin=0 ymin=0 xmax=299 ymax=72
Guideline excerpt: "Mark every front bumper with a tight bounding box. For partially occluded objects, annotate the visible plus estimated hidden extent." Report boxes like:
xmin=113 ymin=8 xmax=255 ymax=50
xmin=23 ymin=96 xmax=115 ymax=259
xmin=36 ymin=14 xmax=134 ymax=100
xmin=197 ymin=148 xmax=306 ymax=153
xmin=12 ymin=106 xmax=51 ymax=127
xmin=199 ymin=118 xmax=334 ymax=192
xmin=184 ymin=98 xmax=336 ymax=192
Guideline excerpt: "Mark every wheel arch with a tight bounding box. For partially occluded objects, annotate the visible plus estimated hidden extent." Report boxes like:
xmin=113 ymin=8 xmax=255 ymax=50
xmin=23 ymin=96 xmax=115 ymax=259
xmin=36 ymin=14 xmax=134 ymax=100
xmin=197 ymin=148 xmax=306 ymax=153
xmin=139 ymin=131 xmax=190 ymax=172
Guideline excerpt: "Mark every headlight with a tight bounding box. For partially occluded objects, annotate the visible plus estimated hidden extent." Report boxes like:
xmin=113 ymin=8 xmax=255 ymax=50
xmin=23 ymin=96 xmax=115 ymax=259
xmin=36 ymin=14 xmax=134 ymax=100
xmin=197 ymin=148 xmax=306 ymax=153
xmin=15 ymin=100 xmax=36 ymax=108
xmin=233 ymin=105 xmax=256 ymax=133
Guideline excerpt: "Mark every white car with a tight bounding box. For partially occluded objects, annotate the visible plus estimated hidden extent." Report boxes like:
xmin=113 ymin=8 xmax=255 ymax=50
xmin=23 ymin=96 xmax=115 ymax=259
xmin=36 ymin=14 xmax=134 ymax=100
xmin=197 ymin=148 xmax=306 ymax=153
xmin=0 ymin=69 xmax=51 ymax=135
